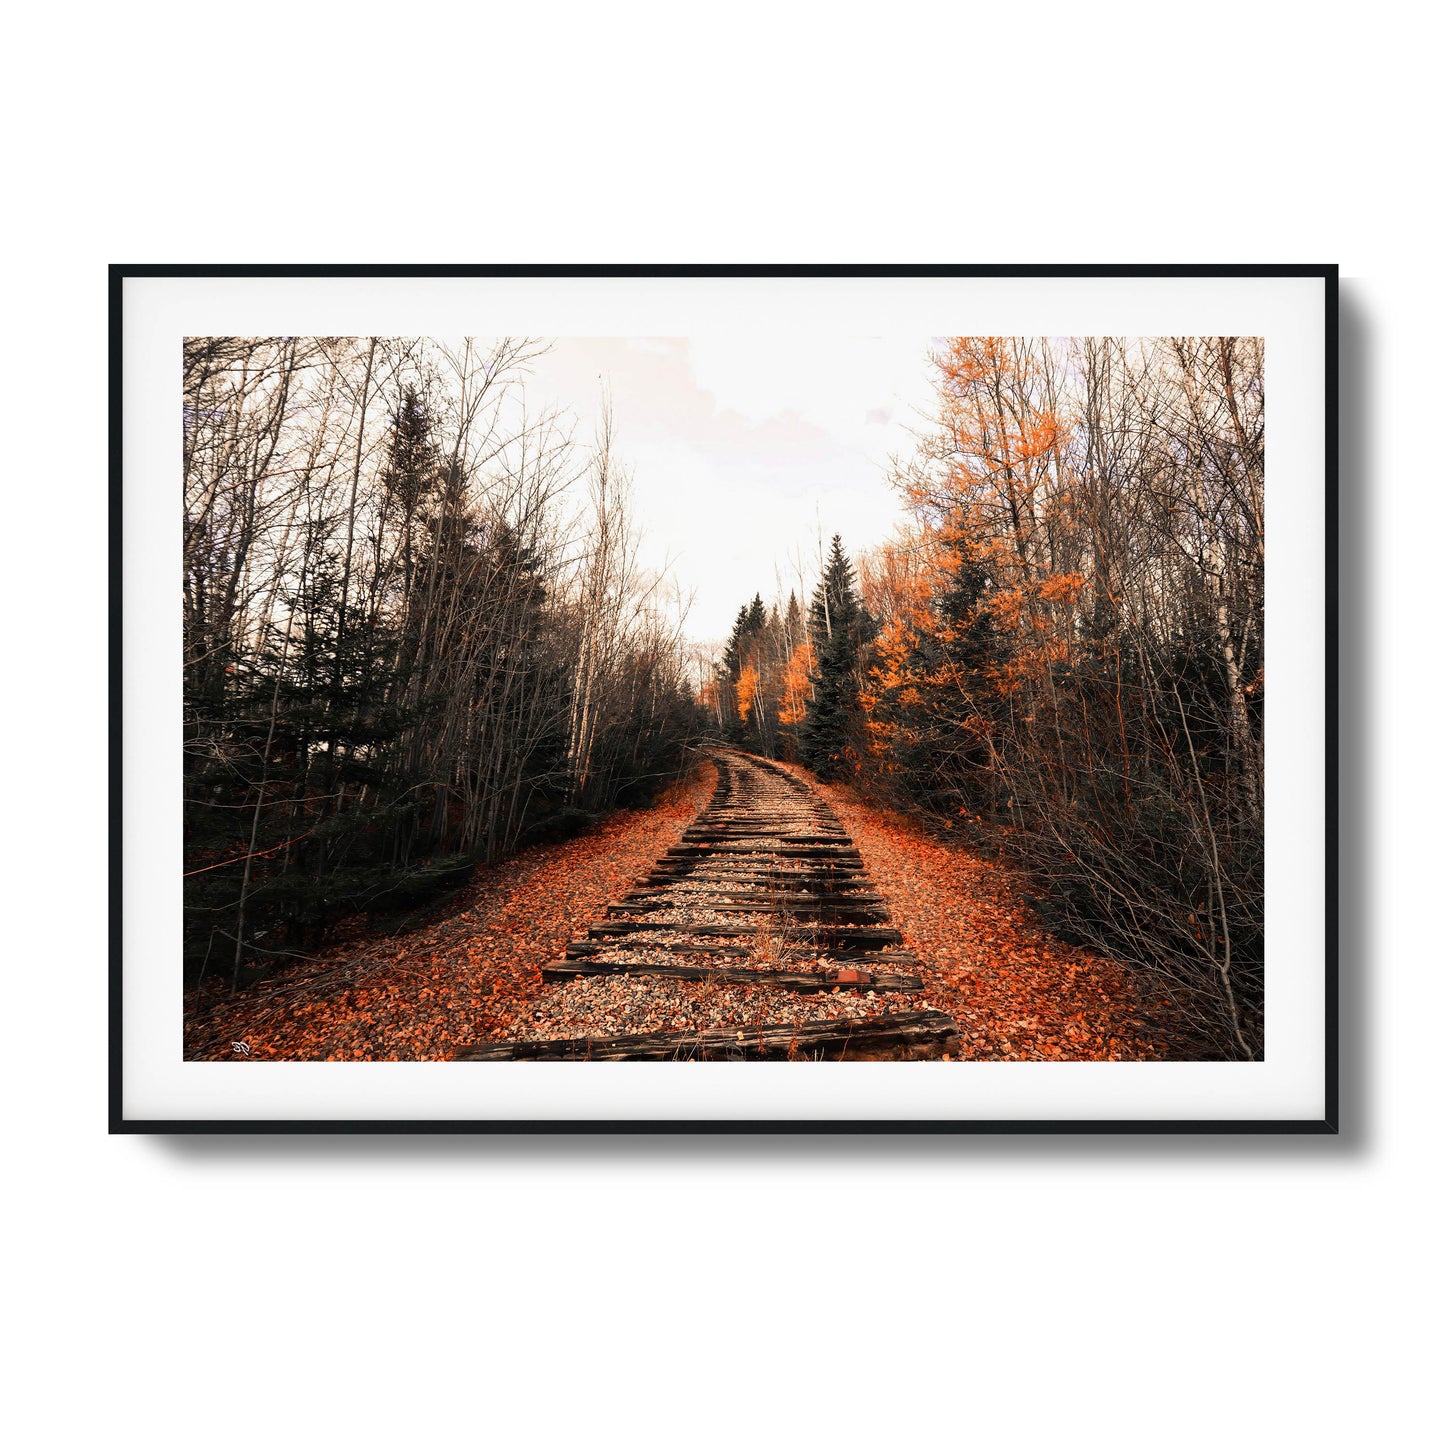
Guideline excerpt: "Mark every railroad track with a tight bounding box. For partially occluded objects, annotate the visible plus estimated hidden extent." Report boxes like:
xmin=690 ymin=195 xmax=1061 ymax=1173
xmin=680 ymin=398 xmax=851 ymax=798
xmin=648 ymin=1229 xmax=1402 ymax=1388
xmin=458 ymin=749 xmax=957 ymax=1061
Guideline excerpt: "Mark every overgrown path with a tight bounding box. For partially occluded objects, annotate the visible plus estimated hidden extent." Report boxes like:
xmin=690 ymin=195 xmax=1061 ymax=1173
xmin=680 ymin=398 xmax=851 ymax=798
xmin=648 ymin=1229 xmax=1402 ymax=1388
xmin=187 ymin=750 xmax=1163 ymax=1062
xmin=182 ymin=770 xmax=716 ymax=1061
xmin=460 ymin=749 xmax=959 ymax=1059
xmin=782 ymin=759 xmax=1167 ymax=1061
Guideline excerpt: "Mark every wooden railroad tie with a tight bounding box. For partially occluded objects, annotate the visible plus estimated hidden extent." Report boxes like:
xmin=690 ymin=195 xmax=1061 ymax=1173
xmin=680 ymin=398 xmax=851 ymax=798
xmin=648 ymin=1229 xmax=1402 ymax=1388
xmin=562 ymin=938 xmax=921 ymax=967
xmin=462 ymin=748 xmax=955 ymax=1059
xmin=457 ymin=1009 xmax=959 ymax=1062
xmin=586 ymin=920 xmax=905 ymax=948
xmin=539 ymin=955 xmax=920 ymax=991
xmin=606 ymin=899 xmax=890 ymax=924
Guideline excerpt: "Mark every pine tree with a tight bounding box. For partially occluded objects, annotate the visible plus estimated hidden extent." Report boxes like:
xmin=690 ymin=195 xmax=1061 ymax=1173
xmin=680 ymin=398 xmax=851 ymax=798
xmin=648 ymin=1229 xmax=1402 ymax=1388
xmin=718 ymin=594 xmax=770 ymax=744
xmin=784 ymin=591 xmax=803 ymax=649
xmin=897 ymin=528 xmax=1002 ymax=805
xmin=807 ymin=535 xmax=862 ymax=647
xmin=720 ymin=604 xmax=751 ymax=680
xmin=800 ymin=536 xmax=872 ymax=779
xmin=745 ymin=593 xmax=766 ymax=636
xmin=380 ymin=385 xmax=439 ymax=602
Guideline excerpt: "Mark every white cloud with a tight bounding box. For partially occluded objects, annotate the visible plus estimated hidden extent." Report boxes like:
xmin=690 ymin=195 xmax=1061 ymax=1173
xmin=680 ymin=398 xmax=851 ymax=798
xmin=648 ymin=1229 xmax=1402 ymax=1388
xmin=520 ymin=334 xmax=938 ymax=641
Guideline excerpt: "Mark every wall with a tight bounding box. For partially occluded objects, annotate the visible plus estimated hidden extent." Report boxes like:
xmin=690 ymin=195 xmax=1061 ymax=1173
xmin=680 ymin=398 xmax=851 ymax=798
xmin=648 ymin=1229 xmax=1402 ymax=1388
xmin=5 ymin=4 xmax=1433 ymax=1440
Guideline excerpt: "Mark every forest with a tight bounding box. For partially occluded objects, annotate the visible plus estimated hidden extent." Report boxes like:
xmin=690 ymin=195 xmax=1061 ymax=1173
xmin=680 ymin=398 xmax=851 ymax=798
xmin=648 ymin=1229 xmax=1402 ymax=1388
xmin=183 ymin=337 xmax=702 ymax=996
xmin=707 ymin=338 xmax=1263 ymax=1058
xmin=185 ymin=334 xmax=1263 ymax=1062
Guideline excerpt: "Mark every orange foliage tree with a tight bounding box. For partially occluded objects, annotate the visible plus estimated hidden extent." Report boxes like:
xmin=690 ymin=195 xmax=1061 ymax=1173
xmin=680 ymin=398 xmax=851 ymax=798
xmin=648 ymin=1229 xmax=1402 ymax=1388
xmin=859 ymin=336 xmax=1265 ymax=1060
xmin=712 ymin=591 xmax=811 ymax=758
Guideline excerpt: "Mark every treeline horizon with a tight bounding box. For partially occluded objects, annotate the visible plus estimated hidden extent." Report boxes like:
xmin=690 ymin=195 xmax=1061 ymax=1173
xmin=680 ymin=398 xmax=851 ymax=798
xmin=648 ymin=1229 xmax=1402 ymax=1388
xmin=708 ymin=336 xmax=1264 ymax=1059
xmin=184 ymin=337 xmax=701 ymax=994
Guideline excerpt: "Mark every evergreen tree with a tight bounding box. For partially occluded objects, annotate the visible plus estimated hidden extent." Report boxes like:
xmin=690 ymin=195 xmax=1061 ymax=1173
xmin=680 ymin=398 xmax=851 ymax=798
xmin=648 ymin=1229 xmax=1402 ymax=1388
xmin=744 ymin=592 xmax=767 ymax=636
xmin=720 ymin=603 xmax=751 ymax=680
xmin=718 ymin=594 xmax=769 ymax=743
xmin=783 ymin=591 xmax=803 ymax=648
xmin=380 ymin=385 xmax=440 ymax=602
xmin=800 ymin=536 xmax=873 ymax=779
xmin=807 ymin=535 xmax=863 ymax=647
xmin=880 ymin=527 xmax=1004 ymax=811
xmin=182 ymin=337 xmax=702 ymax=998
xmin=380 ymin=385 xmax=439 ymax=514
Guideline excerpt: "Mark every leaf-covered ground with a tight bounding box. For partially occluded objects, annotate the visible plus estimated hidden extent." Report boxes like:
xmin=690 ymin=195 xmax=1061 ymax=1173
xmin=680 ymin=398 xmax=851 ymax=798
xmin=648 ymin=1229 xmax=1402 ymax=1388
xmin=770 ymin=760 xmax=1166 ymax=1061
xmin=186 ymin=755 xmax=1164 ymax=1062
xmin=183 ymin=764 xmax=718 ymax=1061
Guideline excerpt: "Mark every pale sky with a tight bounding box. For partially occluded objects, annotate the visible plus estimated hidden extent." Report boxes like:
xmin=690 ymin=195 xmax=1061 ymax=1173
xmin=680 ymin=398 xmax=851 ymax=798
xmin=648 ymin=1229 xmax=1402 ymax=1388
xmin=519 ymin=336 xmax=938 ymax=643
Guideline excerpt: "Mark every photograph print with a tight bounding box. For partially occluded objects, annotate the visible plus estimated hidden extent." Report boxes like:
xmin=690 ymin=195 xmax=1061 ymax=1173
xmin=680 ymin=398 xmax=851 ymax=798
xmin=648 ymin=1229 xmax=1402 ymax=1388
xmin=114 ymin=267 xmax=1333 ymax=1129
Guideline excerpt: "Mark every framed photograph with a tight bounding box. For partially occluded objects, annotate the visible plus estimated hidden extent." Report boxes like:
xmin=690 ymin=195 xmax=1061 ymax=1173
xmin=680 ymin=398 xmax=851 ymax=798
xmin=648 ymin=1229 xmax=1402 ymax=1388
xmin=112 ymin=264 xmax=1336 ymax=1133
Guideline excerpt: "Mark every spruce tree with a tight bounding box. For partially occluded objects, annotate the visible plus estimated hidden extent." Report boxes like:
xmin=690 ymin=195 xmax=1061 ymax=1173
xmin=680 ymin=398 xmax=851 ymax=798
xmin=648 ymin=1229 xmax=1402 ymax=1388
xmin=720 ymin=604 xmax=751 ymax=680
xmin=881 ymin=527 xmax=1004 ymax=814
xmin=718 ymin=594 xmax=769 ymax=744
xmin=784 ymin=591 xmax=803 ymax=649
xmin=744 ymin=592 xmax=766 ymax=636
xmin=800 ymin=536 xmax=872 ymax=779
xmin=807 ymin=535 xmax=863 ymax=647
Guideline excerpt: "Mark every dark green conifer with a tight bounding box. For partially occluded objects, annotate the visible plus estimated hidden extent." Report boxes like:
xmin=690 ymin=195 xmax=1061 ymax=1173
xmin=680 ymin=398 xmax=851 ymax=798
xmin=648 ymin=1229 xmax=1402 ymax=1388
xmin=800 ymin=536 xmax=872 ymax=779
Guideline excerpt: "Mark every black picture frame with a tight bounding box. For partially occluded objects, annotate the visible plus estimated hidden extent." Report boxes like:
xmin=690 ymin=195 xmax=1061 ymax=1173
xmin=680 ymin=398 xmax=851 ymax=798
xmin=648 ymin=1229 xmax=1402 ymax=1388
xmin=111 ymin=263 xmax=1338 ymax=1135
